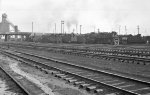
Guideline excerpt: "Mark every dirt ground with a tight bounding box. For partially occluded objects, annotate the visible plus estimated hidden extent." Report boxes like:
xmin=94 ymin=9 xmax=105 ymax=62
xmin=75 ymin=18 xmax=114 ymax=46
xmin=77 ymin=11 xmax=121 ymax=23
xmin=18 ymin=62 xmax=94 ymax=95
xmin=0 ymin=54 xmax=94 ymax=95
xmin=12 ymin=47 xmax=150 ymax=82
xmin=0 ymin=67 xmax=22 ymax=95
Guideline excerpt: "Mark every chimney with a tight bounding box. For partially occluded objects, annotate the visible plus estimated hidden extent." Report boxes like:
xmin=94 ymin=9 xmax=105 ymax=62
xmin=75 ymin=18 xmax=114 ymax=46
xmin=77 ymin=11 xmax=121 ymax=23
xmin=15 ymin=26 xmax=18 ymax=32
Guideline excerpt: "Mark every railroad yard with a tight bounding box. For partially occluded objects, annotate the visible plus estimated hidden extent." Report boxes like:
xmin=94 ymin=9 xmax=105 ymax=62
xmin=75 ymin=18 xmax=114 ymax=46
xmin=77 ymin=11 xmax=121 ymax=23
xmin=1 ymin=0 xmax=150 ymax=94
xmin=0 ymin=54 xmax=91 ymax=95
xmin=0 ymin=42 xmax=149 ymax=95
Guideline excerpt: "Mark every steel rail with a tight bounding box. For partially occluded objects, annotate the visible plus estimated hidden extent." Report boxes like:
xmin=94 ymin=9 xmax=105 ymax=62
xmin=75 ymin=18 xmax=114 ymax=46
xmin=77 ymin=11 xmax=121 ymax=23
xmin=1 ymin=43 xmax=150 ymax=64
xmin=0 ymin=63 xmax=31 ymax=95
xmin=2 ymin=49 xmax=150 ymax=95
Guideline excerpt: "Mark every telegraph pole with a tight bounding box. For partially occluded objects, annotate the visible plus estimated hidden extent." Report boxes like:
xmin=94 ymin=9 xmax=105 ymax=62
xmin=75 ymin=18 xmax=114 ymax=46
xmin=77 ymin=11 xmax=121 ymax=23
xmin=55 ymin=23 xmax=56 ymax=34
xmin=118 ymin=25 xmax=121 ymax=35
xmin=98 ymin=28 xmax=100 ymax=33
xmin=61 ymin=21 xmax=62 ymax=34
xmin=94 ymin=26 xmax=95 ymax=32
xmin=61 ymin=21 xmax=64 ymax=34
xmin=76 ymin=24 xmax=78 ymax=34
xmin=32 ymin=22 xmax=33 ymax=33
xmin=63 ymin=21 xmax=64 ymax=34
xmin=125 ymin=26 xmax=127 ymax=35
xmin=80 ymin=25 xmax=82 ymax=34
xmin=137 ymin=25 xmax=140 ymax=34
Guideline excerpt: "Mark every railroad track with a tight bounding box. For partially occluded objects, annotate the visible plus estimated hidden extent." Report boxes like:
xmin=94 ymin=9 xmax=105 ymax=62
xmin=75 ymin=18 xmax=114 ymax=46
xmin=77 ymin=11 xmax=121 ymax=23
xmin=47 ymin=48 xmax=150 ymax=65
xmin=1 ymin=42 xmax=150 ymax=57
xmin=1 ymin=49 xmax=150 ymax=95
xmin=1 ymin=42 xmax=150 ymax=65
xmin=0 ymin=61 xmax=30 ymax=95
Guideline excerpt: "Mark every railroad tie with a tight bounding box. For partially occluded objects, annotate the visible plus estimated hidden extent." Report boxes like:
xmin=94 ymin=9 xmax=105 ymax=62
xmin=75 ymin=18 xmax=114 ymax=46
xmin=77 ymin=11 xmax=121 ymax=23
xmin=64 ymin=77 xmax=74 ymax=81
xmin=118 ymin=84 xmax=135 ymax=88
xmin=74 ymin=81 xmax=85 ymax=85
xmin=86 ymin=85 xmax=97 ymax=92
xmin=68 ymin=79 xmax=78 ymax=83
xmin=111 ymin=82 xmax=125 ymax=86
xmin=79 ymin=83 xmax=91 ymax=89
xmin=59 ymin=75 xmax=68 ymax=79
xmin=51 ymin=72 xmax=60 ymax=75
xmin=55 ymin=74 xmax=66 ymax=78
xmin=131 ymin=87 xmax=150 ymax=92
xmin=94 ymin=88 xmax=104 ymax=93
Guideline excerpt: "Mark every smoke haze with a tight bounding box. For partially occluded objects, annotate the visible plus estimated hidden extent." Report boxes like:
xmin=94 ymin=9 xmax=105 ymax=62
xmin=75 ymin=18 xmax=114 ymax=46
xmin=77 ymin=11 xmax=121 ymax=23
xmin=1 ymin=0 xmax=150 ymax=35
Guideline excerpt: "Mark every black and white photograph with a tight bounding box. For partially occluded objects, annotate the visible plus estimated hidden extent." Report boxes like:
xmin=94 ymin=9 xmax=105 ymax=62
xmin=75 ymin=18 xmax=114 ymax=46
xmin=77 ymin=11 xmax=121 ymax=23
xmin=0 ymin=0 xmax=149 ymax=95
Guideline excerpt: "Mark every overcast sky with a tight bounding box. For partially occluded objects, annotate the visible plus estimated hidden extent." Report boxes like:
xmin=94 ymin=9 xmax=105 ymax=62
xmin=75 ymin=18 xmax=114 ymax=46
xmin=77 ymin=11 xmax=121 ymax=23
xmin=1 ymin=0 xmax=150 ymax=35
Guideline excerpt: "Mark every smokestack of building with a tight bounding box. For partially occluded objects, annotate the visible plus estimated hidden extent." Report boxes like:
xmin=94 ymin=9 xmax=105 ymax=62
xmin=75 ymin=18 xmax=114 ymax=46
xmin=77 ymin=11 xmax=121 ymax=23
xmin=61 ymin=21 xmax=64 ymax=34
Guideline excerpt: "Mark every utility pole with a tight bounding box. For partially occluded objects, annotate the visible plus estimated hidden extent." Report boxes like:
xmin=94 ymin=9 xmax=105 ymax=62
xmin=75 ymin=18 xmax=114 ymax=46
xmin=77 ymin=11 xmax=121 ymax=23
xmin=73 ymin=28 xmax=75 ymax=33
xmin=137 ymin=25 xmax=140 ymax=34
xmin=118 ymin=25 xmax=121 ymax=35
xmin=76 ymin=24 xmax=78 ymax=34
xmin=55 ymin=23 xmax=56 ymax=34
xmin=62 ymin=21 xmax=64 ymax=34
xmin=61 ymin=21 xmax=62 ymax=34
xmin=80 ymin=25 xmax=82 ymax=34
xmin=98 ymin=28 xmax=100 ymax=33
xmin=61 ymin=21 xmax=64 ymax=34
xmin=32 ymin=22 xmax=33 ymax=33
xmin=125 ymin=26 xmax=127 ymax=35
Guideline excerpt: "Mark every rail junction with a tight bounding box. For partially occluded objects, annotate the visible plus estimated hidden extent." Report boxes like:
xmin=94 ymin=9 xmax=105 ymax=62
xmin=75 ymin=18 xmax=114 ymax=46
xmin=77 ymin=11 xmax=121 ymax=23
xmin=1 ymin=42 xmax=150 ymax=65
xmin=0 ymin=42 xmax=150 ymax=95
